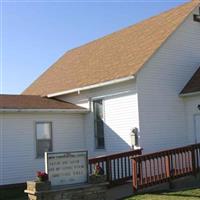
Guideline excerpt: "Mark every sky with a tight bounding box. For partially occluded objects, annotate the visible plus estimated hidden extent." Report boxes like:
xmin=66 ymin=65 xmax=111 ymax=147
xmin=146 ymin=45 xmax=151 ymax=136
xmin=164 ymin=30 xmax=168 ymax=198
xmin=0 ymin=0 xmax=189 ymax=94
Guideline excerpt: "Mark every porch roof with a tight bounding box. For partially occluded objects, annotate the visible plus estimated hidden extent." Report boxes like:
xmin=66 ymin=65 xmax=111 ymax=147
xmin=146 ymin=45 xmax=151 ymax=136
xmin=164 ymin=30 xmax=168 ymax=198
xmin=181 ymin=67 xmax=200 ymax=95
xmin=0 ymin=94 xmax=86 ymax=111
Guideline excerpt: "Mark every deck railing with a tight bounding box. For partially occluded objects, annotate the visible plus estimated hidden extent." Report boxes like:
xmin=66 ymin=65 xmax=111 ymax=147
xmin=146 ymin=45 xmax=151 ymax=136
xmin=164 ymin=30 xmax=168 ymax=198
xmin=88 ymin=149 xmax=142 ymax=185
xmin=132 ymin=143 xmax=200 ymax=191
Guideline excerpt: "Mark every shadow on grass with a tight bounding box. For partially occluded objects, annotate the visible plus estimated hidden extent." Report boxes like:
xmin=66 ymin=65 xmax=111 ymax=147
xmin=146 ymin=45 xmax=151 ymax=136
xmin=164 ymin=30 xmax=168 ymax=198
xmin=0 ymin=185 xmax=27 ymax=200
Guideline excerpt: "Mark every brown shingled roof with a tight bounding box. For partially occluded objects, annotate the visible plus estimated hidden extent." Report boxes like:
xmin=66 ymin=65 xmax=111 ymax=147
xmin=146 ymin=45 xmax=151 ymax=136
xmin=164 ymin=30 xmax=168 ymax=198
xmin=23 ymin=1 xmax=199 ymax=96
xmin=181 ymin=67 xmax=200 ymax=95
xmin=0 ymin=95 xmax=85 ymax=110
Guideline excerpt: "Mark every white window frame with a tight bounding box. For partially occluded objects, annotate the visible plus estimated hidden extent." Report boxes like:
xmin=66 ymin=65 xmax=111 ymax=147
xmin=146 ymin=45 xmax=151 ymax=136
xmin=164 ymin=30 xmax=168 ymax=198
xmin=35 ymin=121 xmax=53 ymax=158
xmin=93 ymin=99 xmax=105 ymax=149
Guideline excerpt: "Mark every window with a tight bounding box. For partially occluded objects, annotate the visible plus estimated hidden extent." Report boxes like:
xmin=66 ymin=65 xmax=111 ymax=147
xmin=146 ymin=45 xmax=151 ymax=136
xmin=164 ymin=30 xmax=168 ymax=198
xmin=93 ymin=99 xmax=105 ymax=149
xmin=36 ymin=122 xmax=52 ymax=158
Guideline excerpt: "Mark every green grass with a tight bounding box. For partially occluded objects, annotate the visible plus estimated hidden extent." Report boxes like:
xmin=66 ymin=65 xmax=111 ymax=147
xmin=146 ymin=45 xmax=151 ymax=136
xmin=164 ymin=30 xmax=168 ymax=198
xmin=0 ymin=186 xmax=27 ymax=200
xmin=125 ymin=188 xmax=200 ymax=200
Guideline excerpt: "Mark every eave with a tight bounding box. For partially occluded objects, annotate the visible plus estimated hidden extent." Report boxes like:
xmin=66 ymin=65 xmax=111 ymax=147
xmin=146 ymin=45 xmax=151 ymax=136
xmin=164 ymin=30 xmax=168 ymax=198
xmin=47 ymin=75 xmax=135 ymax=98
xmin=0 ymin=108 xmax=89 ymax=114
xmin=180 ymin=91 xmax=200 ymax=97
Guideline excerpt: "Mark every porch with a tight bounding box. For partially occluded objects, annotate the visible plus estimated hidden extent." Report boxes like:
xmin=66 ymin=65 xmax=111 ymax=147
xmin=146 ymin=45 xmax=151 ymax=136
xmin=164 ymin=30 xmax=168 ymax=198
xmin=89 ymin=143 xmax=200 ymax=199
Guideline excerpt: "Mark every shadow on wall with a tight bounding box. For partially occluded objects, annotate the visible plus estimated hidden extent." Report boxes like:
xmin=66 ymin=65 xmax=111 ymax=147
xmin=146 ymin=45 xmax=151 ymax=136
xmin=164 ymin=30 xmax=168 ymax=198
xmin=90 ymin=121 xmax=138 ymax=157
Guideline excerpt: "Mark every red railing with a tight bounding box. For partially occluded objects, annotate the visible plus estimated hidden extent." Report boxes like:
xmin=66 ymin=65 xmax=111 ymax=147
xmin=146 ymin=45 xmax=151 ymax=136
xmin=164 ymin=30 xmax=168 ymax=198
xmin=132 ymin=143 xmax=200 ymax=191
xmin=89 ymin=149 xmax=142 ymax=185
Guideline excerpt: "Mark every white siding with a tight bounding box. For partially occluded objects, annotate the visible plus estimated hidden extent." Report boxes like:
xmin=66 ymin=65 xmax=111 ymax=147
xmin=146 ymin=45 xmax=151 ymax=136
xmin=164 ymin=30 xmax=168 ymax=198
xmin=58 ymin=80 xmax=139 ymax=157
xmin=104 ymin=94 xmax=139 ymax=153
xmin=0 ymin=113 xmax=85 ymax=185
xmin=137 ymin=7 xmax=200 ymax=153
xmin=184 ymin=95 xmax=200 ymax=144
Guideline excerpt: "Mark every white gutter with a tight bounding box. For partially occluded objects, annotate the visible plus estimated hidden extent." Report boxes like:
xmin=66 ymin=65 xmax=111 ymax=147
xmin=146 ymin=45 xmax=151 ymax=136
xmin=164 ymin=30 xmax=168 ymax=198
xmin=47 ymin=75 xmax=135 ymax=98
xmin=180 ymin=91 xmax=200 ymax=97
xmin=0 ymin=109 xmax=89 ymax=114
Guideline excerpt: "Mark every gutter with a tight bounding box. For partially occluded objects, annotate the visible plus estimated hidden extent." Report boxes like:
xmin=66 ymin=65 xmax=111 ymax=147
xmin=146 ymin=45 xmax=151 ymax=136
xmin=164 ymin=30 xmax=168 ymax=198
xmin=0 ymin=109 xmax=89 ymax=114
xmin=180 ymin=91 xmax=200 ymax=97
xmin=47 ymin=75 xmax=135 ymax=98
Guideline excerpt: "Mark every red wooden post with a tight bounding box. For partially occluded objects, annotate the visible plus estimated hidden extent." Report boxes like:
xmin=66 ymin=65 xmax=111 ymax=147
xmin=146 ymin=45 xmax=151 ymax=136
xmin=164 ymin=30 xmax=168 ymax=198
xmin=106 ymin=158 xmax=112 ymax=182
xmin=132 ymin=158 xmax=138 ymax=192
xmin=191 ymin=147 xmax=197 ymax=176
xmin=165 ymin=153 xmax=173 ymax=188
xmin=165 ymin=154 xmax=170 ymax=179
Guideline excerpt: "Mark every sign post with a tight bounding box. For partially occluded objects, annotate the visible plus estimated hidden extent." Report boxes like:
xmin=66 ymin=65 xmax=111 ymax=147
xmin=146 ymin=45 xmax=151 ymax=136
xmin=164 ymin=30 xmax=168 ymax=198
xmin=45 ymin=151 xmax=88 ymax=186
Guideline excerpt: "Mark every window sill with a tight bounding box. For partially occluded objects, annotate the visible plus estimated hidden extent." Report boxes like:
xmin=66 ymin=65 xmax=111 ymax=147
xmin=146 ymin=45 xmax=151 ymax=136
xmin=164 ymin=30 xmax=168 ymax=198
xmin=35 ymin=156 xmax=44 ymax=159
xmin=94 ymin=148 xmax=106 ymax=152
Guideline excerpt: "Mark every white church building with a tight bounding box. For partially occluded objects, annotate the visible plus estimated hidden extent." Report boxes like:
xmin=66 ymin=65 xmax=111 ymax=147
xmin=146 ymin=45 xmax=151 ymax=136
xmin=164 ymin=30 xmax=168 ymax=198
xmin=0 ymin=0 xmax=200 ymax=186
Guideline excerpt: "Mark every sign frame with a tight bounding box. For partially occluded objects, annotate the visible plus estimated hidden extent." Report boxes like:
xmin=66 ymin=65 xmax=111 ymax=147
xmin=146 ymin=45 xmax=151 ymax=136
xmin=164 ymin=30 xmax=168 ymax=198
xmin=45 ymin=150 xmax=88 ymax=186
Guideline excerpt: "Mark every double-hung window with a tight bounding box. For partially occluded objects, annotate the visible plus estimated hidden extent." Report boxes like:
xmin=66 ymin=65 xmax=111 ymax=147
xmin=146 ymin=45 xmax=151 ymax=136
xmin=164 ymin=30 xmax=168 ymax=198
xmin=93 ymin=99 xmax=105 ymax=149
xmin=36 ymin=122 xmax=52 ymax=158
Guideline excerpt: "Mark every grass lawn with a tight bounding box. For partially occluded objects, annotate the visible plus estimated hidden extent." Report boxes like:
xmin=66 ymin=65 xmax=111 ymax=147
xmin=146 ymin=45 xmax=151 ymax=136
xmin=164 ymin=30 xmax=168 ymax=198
xmin=125 ymin=188 xmax=200 ymax=200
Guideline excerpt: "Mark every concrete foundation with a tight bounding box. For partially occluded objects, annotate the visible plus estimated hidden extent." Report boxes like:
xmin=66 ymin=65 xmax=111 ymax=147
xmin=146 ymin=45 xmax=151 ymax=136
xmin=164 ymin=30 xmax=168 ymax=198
xmin=25 ymin=181 xmax=108 ymax=200
xmin=25 ymin=173 xmax=200 ymax=200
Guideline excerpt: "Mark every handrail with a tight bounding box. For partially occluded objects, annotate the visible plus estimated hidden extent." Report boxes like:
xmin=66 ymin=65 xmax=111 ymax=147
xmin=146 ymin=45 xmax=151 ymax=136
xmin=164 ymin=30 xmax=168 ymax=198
xmin=133 ymin=143 xmax=200 ymax=159
xmin=132 ymin=143 xmax=200 ymax=191
xmin=88 ymin=148 xmax=142 ymax=186
xmin=89 ymin=149 xmax=142 ymax=163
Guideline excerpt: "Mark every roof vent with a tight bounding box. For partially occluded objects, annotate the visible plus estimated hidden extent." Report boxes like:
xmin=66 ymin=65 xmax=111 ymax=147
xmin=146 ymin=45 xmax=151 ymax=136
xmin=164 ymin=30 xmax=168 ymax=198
xmin=194 ymin=7 xmax=200 ymax=22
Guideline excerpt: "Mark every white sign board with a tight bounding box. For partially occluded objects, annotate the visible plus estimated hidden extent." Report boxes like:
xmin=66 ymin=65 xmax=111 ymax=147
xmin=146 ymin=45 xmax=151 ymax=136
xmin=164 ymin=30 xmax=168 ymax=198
xmin=45 ymin=151 xmax=88 ymax=186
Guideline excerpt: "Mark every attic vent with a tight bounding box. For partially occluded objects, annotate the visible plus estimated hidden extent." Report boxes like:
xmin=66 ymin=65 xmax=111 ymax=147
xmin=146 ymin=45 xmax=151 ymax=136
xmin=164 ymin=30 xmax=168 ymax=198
xmin=193 ymin=7 xmax=200 ymax=22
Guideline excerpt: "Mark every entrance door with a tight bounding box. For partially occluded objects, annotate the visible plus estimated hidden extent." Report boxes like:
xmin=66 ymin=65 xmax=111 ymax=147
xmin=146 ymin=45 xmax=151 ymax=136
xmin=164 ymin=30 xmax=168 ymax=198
xmin=195 ymin=115 xmax=200 ymax=143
